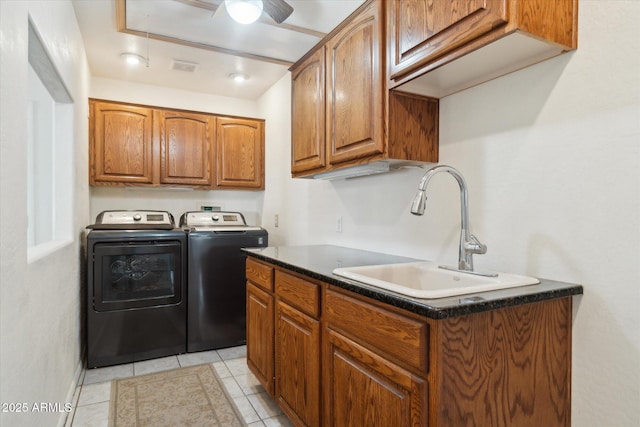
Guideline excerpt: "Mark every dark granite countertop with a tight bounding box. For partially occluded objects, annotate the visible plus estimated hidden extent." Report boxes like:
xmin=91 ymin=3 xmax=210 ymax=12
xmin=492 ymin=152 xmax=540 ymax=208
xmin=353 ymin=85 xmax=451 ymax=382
xmin=242 ymin=245 xmax=583 ymax=320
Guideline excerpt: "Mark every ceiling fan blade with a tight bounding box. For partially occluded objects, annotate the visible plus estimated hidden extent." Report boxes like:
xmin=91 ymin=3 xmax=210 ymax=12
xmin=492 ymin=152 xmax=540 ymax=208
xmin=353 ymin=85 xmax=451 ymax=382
xmin=174 ymin=0 xmax=221 ymax=13
xmin=263 ymin=0 xmax=293 ymax=24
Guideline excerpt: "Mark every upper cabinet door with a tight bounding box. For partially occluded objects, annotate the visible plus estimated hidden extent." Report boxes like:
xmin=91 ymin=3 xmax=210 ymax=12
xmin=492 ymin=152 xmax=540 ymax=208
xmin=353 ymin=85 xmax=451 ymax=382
xmin=215 ymin=117 xmax=265 ymax=190
xmin=157 ymin=111 xmax=215 ymax=187
xmin=326 ymin=0 xmax=384 ymax=165
xmin=91 ymin=101 xmax=154 ymax=184
xmin=291 ymin=47 xmax=326 ymax=174
xmin=388 ymin=0 xmax=508 ymax=81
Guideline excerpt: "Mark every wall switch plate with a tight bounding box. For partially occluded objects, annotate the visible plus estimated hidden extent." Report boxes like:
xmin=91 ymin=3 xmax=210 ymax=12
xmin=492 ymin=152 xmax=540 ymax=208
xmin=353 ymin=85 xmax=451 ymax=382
xmin=275 ymin=214 xmax=279 ymax=228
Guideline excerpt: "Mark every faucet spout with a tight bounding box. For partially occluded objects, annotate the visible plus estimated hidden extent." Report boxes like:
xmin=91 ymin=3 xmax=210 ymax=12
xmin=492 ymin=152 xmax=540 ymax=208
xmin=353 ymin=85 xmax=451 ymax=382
xmin=411 ymin=165 xmax=487 ymax=273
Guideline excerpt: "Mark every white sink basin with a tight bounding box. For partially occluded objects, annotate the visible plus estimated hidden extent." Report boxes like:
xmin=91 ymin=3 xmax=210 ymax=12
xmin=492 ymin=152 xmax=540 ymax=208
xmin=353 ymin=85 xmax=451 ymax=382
xmin=333 ymin=261 xmax=539 ymax=299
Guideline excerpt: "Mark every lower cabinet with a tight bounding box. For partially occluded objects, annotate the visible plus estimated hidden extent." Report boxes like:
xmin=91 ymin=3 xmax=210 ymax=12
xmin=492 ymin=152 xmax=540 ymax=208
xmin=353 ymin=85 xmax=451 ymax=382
xmin=276 ymin=301 xmax=321 ymax=427
xmin=246 ymin=258 xmax=275 ymax=395
xmin=323 ymin=328 xmax=427 ymax=427
xmin=246 ymin=258 xmax=573 ymax=427
xmin=246 ymin=282 xmax=275 ymax=395
xmin=247 ymin=259 xmax=426 ymax=427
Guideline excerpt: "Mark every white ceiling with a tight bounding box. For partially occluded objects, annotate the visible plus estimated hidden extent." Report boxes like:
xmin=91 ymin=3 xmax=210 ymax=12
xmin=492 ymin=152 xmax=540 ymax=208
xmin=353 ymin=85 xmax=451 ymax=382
xmin=72 ymin=0 xmax=364 ymax=100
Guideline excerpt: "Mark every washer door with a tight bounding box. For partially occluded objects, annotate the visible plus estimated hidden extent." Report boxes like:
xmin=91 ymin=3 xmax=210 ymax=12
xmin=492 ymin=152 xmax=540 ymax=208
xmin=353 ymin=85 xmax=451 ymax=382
xmin=93 ymin=241 xmax=183 ymax=312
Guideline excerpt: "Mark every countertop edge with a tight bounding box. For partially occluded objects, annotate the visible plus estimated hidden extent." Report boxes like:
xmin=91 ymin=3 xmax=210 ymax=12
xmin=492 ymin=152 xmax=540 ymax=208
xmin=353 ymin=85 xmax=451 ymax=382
xmin=242 ymin=247 xmax=584 ymax=320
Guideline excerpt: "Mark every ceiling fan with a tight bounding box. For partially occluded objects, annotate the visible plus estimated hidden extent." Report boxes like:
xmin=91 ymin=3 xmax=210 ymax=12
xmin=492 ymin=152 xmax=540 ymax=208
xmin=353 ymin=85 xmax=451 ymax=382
xmin=224 ymin=0 xmax=294 ymax=24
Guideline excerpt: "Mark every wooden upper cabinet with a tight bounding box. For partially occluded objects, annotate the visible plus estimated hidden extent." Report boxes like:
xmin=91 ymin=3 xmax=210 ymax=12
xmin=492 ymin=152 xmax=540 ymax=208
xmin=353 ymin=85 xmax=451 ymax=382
xmin=215 ymin=117 xmax=265 ymax=190
xmin=156 ymin=110 xmax=215 ymax=187
xmin=387 ymin=0 xmax=578 ymax=97
xmin=289 ymin=0 xmax=439 ymax=179
xmin=90 ymin=101 xmax=154 ymax=185
xmin=326 ymin=0 xmax=384 ymax=165
xmin=89 ymin=99 xmax=265 ymax=190
xmin=291 ymin=47 xmax=325 ymax=174
xmin=388 ymin=0 xmax=507 ymax=80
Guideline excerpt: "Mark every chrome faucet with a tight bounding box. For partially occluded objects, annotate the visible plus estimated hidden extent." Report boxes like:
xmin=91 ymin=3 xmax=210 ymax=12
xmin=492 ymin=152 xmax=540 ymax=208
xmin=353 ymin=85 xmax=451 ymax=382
xmin=411 ymin=165 xmax=494 ymax=276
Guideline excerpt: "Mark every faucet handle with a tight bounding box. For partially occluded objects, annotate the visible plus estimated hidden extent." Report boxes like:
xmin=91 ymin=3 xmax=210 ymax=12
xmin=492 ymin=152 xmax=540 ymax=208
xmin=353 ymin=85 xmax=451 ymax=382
xmin=465 ymin=234 xmax=487 ymax=254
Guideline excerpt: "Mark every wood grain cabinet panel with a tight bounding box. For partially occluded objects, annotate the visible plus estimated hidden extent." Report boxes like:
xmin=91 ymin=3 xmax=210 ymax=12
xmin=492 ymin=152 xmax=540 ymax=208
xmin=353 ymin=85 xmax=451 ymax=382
xmin=431 ymin=297 xmax=572 ymax=427
xmin=324 ymin=328 xmax=427 ymax=427
xmin=89 ymin=99 xmax=265 ymax=190
xmin=325 ymin=289 xmax=428 ymax=372
xmin=387 ymin=0 xmax=578 ymax=96
xmin=275 ymin=271 xmax=320 ymax=318
xmin=326 ymin=1 xmax=384 ymax=165
xmin=215 ymin=117 xmax=265 ymax=190
xmin=275 ymin=301 xmax=321 ymax=427
xmin=291 ymin=48 xmax=325 ymax=174
xmin=157 ymin=110 xmax=215 ymax=186
xmin=246 ymin=282 xmax=275 ymax=396
xmin=289 ymin=0 xmax=439 ymax=178
xmin=245 ymin=258 xmax=574 ymax=427
xmin=388 ymin=0 xmax=507 ymax=80
xmin=90 ymin=101 xmax=154 ymax=185
xmin=246 ymin=258 xmax=274 ymax=292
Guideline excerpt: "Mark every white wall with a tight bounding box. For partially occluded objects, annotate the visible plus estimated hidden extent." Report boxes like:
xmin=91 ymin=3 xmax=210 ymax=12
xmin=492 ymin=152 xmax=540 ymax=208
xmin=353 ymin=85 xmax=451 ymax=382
xmin=88 ymin=77 xmax=265 ymax=225
xmin=258 ymin=2 xmax=640 ymax=426
xmin=91 ymin=76 xmax=260 ymax=118
xmin=1 ymin=1 xmax=632 ymax=426
xmin=0 ymin=1 xmax=90 ymax=426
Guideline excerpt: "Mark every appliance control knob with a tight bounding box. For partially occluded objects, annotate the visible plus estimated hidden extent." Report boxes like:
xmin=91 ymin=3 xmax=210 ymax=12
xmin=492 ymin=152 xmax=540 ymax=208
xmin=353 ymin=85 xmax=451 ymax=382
xmin=133 ymin=214 xmax=142 ymax=221
xmin=212 ymin=215 xmax=220 ymax=222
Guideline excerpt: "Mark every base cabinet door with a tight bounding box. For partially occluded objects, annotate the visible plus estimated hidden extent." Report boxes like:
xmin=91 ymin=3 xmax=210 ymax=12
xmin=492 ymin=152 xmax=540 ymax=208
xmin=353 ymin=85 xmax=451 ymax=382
xmin=323 ymin=328 xmax=427 ymax=427
xmin=246 ymin=282 xmax=275 ymax=395
xmin=276 ymin=301 xmax=321 ymax=427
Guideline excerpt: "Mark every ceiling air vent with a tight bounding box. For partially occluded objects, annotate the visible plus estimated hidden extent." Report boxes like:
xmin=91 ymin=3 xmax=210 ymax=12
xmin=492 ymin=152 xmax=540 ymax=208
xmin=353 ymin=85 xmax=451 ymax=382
xmin=171 ymin=59 xmax=199 ymax=73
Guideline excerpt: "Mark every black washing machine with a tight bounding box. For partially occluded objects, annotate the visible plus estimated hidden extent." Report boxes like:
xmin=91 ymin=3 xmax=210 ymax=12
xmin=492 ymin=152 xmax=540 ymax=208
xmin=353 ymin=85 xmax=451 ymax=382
xmin=86 ymin=210 xmax=186 ymax=368
xmin=180 ymin=211 xmax=268 ymax=352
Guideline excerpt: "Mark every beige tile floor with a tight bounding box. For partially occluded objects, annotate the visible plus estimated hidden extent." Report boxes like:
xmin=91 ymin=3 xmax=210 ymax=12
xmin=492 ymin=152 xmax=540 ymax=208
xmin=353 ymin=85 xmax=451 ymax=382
xmin=65 ymin=345 xmax=293 ymax=427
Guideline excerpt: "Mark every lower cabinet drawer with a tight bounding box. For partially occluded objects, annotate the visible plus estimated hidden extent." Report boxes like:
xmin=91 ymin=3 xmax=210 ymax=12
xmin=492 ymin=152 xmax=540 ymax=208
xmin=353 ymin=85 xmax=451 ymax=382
xmin=246 ymin=258 xmax=274 ymax=291
xmin=324 ymin=289 xmax=429 ymax=372
xmin=275 ymin=270 xmax=320 ymax=318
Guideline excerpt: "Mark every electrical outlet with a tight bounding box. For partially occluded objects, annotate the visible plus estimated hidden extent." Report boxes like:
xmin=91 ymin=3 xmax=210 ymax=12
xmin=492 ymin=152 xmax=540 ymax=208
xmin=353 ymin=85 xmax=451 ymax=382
xmin=336 ymin=216 xmax=343 ymax=233
xmin=274 ymin=214 xmax=279 ymax=228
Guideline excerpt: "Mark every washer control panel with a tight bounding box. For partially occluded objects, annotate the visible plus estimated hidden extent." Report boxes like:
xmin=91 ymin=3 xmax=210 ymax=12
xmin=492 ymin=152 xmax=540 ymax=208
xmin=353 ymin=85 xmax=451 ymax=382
xmin=179 ymin=211 xmax=266 ymax=232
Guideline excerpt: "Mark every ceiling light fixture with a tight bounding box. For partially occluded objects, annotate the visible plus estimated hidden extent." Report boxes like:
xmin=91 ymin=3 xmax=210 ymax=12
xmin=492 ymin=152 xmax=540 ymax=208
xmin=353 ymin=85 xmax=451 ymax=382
xmin=225 ymin=0 xmax=263 ymax=25
xmin=120 ymin=53 xmax=145 ymax=66
xmin=229 ymin=73 xmax=249 ymax=83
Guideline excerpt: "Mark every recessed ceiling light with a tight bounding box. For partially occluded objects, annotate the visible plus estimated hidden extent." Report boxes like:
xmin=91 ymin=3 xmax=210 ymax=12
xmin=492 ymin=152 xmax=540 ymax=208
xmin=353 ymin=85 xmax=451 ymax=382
xmin=229 ymin=73 xmax=249 ymax=83
xmin=120 ymin=53 xmax=145 ymax=66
